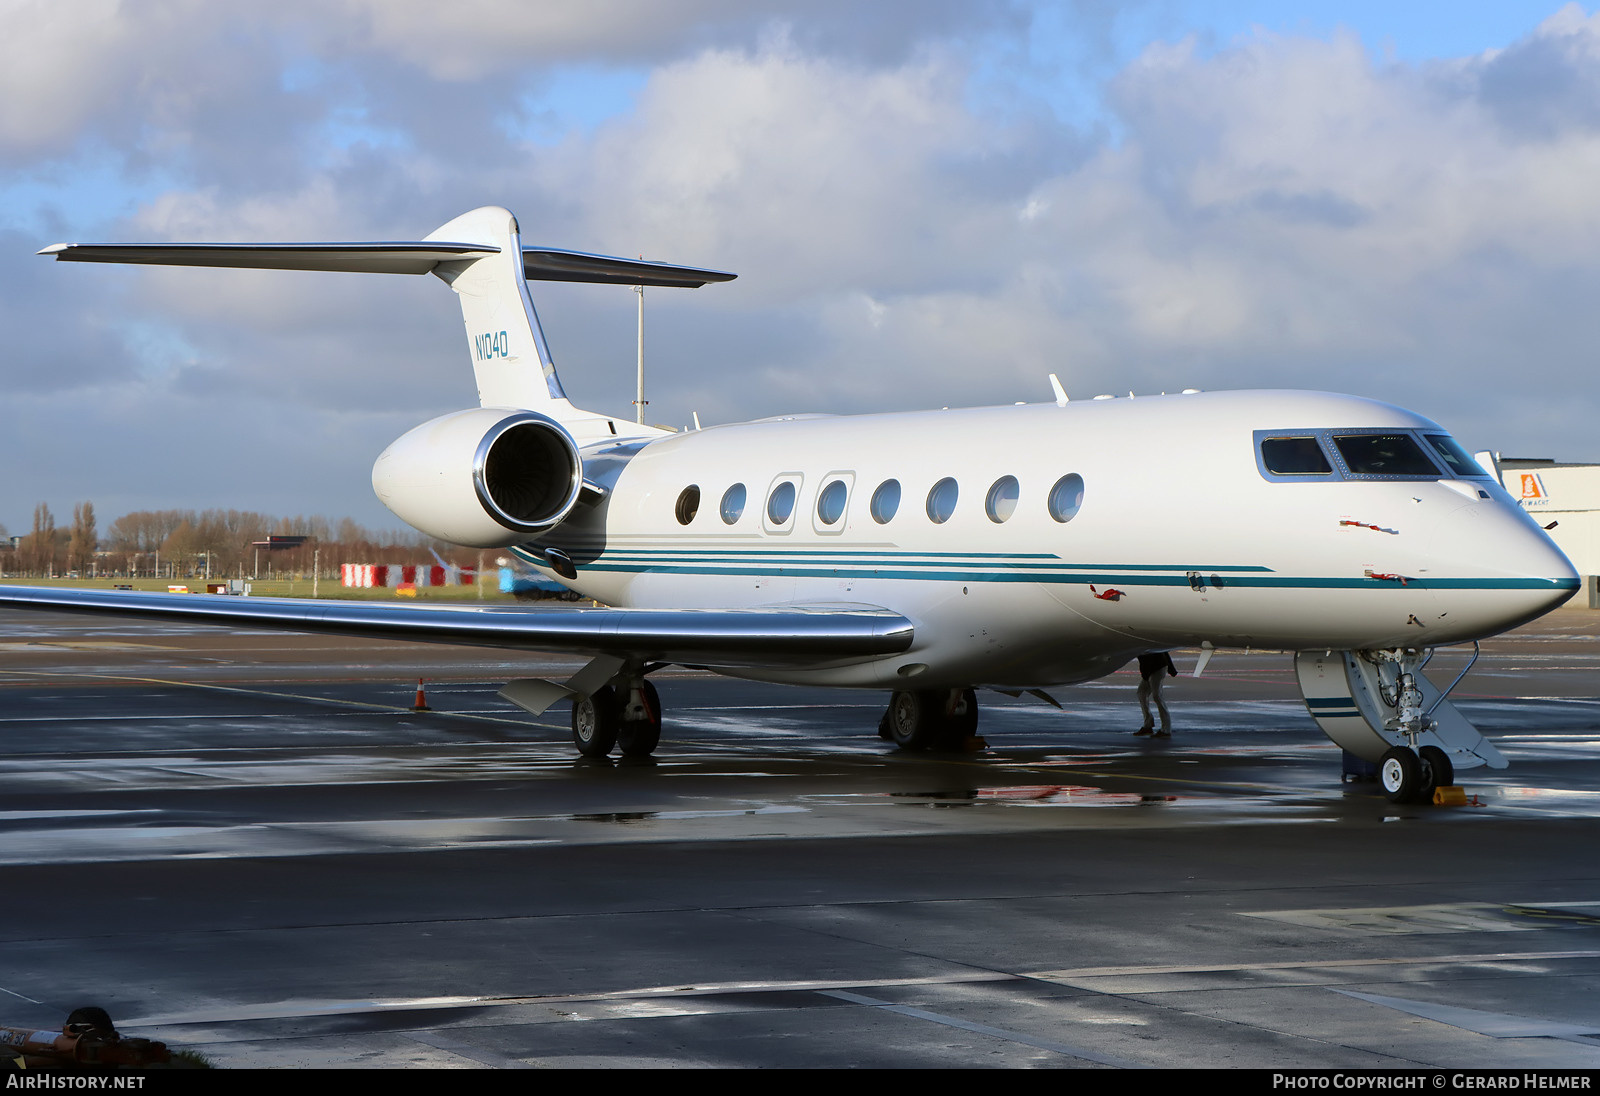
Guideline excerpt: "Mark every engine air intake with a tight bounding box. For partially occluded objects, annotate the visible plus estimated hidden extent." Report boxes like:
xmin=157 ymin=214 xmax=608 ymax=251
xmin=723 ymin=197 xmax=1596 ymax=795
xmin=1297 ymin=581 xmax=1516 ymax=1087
xmin=373 ymin=408 xmax=584 ymax=548
xmin=477 ymin=417 xmax=582 ymax=530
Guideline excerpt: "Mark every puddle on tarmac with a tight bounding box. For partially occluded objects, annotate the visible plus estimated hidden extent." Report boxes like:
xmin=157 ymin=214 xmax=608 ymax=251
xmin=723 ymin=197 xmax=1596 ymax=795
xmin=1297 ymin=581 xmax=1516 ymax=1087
xmin=0 ymin=808 xmax=159 ymax=821
xmin=886 ymin=785 xmax=1178 ymax=808
xmin=572 ymin=806 xmax=809 ymax=824
xmin=1466 ymin=784 xmax=1600 ymax=816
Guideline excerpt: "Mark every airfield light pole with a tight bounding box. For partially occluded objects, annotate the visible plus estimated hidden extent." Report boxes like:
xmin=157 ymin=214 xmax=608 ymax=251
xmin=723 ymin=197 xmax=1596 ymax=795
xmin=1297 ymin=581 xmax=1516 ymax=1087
xmin=634 ymin=281 xmax=645 ymax=424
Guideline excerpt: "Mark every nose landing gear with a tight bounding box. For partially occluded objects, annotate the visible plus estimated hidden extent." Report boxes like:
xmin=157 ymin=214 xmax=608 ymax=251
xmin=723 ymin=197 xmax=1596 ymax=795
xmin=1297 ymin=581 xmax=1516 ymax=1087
xmin=1297 ymin=643 xmax=1499 ymax=804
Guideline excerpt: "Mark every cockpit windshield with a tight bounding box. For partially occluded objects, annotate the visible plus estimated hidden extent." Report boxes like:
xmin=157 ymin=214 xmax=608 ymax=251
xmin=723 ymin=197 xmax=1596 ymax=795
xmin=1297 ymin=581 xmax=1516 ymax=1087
xmin=1255 ymin=428 xmax=1486 ymax=484
xmin=1331 ymin=434 xmax=1440 ymax=477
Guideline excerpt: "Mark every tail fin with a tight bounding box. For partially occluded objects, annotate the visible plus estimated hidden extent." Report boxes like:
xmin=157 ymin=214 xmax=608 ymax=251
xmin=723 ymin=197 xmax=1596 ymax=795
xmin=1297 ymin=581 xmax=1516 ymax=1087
xmin=423 ymin=206 xmax=568 ymax=411
xmin=40 ymin=206 xmax=734 ymax=434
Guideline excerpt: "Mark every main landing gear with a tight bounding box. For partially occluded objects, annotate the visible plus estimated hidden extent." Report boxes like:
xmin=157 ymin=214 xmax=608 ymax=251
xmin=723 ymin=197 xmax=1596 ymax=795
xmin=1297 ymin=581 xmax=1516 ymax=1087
xmin=571 ymin=680 xmax=662 ymax=759
xmin=878 ymin=687 xmax=982 ymax=750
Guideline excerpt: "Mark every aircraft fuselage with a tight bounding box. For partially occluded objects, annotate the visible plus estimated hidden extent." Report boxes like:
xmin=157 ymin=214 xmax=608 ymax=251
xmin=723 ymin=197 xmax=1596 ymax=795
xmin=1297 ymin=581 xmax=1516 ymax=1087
xmin=529 ymin=389 xmax=1577 ymax=689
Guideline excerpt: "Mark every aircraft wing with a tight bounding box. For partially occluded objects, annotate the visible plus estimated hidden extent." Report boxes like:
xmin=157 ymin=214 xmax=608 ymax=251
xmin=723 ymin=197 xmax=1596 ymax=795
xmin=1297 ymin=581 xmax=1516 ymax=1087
xmin=0 ymin=586 xmax=912 ymax=668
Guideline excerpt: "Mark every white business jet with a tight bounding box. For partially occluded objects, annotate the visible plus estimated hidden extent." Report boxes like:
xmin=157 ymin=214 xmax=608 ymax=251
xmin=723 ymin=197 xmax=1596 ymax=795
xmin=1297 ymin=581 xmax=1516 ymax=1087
xmin=0 ymin=206 xmax=1579 ymax=803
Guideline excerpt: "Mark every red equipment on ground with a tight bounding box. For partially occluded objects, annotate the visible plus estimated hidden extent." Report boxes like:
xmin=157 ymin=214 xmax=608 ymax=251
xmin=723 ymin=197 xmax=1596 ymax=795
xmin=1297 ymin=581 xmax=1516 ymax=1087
xmin=1 ymin=1008 xmax=169 ymax=1070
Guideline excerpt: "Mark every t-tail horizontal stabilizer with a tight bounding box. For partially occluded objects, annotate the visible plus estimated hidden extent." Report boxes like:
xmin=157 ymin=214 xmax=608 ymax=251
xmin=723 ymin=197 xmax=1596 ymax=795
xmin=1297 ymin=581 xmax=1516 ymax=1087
xmin=38 ymin=239 xmax=736 ymax=289
xmin=40 ymin=205 xmax=734 ymax=415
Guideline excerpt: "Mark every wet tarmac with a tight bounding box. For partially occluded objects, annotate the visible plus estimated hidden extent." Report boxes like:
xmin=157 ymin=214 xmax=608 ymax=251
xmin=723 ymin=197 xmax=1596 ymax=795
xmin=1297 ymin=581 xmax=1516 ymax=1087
xmin=1 ymin=607 xmax=1599 ymax=1068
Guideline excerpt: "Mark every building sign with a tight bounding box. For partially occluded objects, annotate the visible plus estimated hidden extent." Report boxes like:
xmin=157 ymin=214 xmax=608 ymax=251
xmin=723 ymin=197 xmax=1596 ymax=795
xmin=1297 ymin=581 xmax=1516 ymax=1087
xmin=1518 ymin=473 xmax=1549 ymax=505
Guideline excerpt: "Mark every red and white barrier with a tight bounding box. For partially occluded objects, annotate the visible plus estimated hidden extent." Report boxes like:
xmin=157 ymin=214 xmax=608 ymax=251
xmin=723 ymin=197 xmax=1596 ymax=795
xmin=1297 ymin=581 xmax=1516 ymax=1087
xmin=341 ymin=564 xmax=477 ymax=588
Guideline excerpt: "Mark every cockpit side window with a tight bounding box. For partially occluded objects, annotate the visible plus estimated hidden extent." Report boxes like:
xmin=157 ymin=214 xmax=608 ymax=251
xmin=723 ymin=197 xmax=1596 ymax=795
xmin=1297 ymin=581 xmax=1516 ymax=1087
xmin=1261 ymin=436 xmax=1332 ymax=475
xmin=1332 ymin=434 xmax=1440 ymax=477
xmin=1255 ymin=429 xmax=1345 ymax=483
xmin=1423 ymin=434 xmax=1489 ymax=478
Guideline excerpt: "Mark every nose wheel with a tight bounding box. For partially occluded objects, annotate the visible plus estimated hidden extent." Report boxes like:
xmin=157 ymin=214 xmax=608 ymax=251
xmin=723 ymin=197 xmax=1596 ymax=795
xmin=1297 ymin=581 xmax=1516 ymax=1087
xmin=1379 ymin=745 xmax=1454 ymax=804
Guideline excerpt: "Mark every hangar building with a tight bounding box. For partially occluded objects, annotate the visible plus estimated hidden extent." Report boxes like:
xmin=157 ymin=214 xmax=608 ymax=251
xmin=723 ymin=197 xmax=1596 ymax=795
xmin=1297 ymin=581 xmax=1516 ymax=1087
xmin=1487 ymin=456 xmax=1600 ymax=608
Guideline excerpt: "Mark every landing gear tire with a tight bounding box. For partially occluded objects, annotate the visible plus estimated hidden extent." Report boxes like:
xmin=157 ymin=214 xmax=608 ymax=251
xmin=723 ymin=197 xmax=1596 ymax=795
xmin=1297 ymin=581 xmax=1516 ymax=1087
xmin=1379 ymin=746 xmax=1424 ymax=803
xmin=572 ymin=686 xmax=621 ymax=759
xmin=1419 ymin=745 xmax=1453 ymax=792
xmin=618 ymin=681 xmax=662 ymax=758
xmin=940 ymin=687 xmax=979 ymax=748
xmin=888 ymin=690 xmax=944 ymax=750
xmin=887 ymin=689 xmax=979 ymax=750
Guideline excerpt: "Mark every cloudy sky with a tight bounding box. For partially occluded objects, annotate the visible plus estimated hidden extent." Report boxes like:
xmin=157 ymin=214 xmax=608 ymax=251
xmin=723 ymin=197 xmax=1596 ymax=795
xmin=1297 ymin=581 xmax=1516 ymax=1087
xmin=3 ymin=1 xmax=1597 ymax=534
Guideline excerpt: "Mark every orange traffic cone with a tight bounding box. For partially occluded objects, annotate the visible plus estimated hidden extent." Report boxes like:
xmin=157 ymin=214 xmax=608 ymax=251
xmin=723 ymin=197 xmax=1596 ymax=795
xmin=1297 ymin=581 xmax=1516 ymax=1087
xmin=412 ymin=678 xmax=432 ymax=712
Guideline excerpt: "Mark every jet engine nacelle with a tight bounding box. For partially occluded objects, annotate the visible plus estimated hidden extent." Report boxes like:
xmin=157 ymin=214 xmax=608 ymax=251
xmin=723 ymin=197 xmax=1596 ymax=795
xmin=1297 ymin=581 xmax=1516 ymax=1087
xmin=372 ymin=408 xmax=583 ymax=548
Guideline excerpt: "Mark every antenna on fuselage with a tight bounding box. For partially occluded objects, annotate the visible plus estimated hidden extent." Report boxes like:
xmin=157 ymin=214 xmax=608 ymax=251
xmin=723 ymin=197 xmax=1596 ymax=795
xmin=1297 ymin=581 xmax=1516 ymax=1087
xmin=1048 ymin=373 xmax=1069 ymax=406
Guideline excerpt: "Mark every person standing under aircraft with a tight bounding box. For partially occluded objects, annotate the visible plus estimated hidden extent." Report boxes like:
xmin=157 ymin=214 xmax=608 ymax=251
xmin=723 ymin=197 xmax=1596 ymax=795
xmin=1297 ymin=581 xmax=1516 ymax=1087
xmin=1134 ymin=651 xmax=1178 ymax=738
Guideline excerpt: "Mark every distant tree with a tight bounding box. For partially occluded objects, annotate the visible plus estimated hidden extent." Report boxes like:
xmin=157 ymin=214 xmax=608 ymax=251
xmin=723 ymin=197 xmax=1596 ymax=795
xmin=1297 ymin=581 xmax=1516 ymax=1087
xmin=90 ymin=504 xmax=467 ymax=581
xmin=161 ymin=520 xmax=200 ymax=574
xmin=68 ymin=502 xmax=97 ymax=574
xmin=23 ymin=503 xmax=56 ymax=576
xmin=108 ymin=510 xmax=169 ymax=554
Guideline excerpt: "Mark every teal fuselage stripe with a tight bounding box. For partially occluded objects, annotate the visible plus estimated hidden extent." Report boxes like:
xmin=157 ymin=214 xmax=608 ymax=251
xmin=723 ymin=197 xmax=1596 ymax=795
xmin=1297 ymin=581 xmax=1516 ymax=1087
xmin=576 ymin=562 xmax=1576 ymax=592
xmin=513 ymin=544 xmax=1578 ymax=593
xmin=593 ymin=560 xmax=1274 ymax=573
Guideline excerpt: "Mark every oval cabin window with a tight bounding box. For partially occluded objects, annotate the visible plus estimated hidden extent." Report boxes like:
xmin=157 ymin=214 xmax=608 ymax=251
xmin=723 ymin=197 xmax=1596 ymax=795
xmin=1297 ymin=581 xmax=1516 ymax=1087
xmin=870 ymin=480 xmax=901 ymax=524
xmin=926 ymin=478 xmax=958 ymax=524
xmin=1047 ymin=474 xmax=1084 ymax=523
xmin=720 ymin=483 xmax=746 ymax=524
xmin=985 ymin=476 xmax=1019 ymax=523
xmin=767 ymin=481 xmax=797 ymax=524
xmin=675 ymin=485 xmax=700 ymax=525
xmin=816 ymin=480 xmax=848 ymax=525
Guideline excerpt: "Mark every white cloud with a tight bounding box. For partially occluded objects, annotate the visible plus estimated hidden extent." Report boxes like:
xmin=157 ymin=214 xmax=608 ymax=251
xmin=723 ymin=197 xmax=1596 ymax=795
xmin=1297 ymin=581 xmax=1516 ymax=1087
xmin=336 ymin=0 xmax=1018 ymax=76
xmin=9 ymin=3 xmax=1600 ymax=532
xmin=0 ymin=0 xmax=147 ymax=152
xmin=533 ymin=41 xmax=1062 ymax=298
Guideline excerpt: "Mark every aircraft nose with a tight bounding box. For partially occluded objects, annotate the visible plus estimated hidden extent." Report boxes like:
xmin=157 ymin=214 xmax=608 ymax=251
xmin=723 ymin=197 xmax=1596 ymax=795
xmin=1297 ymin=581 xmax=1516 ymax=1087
xmin=1428 ymin=500 xmax=1580 ymax=638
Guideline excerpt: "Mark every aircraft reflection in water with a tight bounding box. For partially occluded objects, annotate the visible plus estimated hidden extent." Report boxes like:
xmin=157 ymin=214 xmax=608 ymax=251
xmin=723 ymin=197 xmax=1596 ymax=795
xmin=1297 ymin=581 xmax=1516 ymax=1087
xmin=1 ymin=206 xmax=1577 ymax=804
